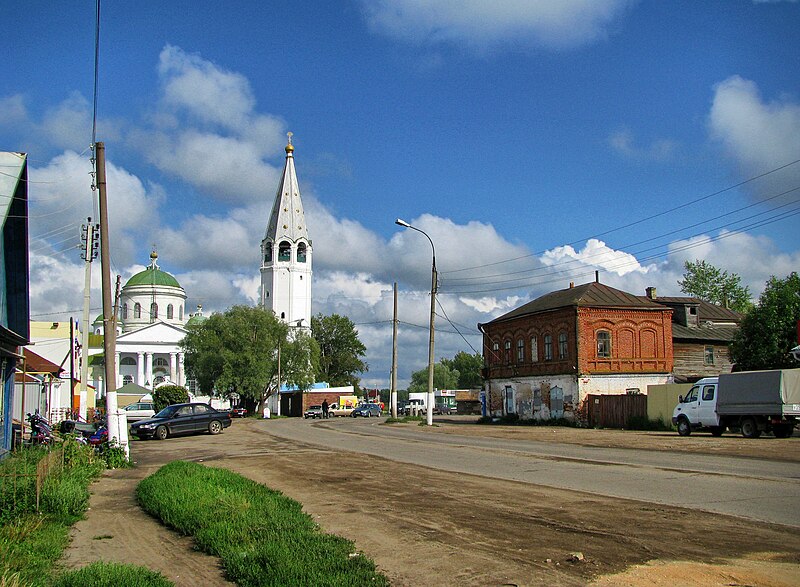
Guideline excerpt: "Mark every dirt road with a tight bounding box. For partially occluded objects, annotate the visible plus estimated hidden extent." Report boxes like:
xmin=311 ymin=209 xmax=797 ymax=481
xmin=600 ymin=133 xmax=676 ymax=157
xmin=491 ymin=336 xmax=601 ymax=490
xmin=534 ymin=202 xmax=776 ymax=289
xmin=61 ymin=417 xmax=800 ymax=586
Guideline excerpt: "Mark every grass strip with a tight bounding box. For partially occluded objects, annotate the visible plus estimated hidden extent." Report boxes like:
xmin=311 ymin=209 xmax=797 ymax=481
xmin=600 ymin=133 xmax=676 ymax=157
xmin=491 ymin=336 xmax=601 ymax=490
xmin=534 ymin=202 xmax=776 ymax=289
xmin=137 ymin=461 xmax=389 ymax=587
xmin=52 ymin=561 xmax=174 ymax=587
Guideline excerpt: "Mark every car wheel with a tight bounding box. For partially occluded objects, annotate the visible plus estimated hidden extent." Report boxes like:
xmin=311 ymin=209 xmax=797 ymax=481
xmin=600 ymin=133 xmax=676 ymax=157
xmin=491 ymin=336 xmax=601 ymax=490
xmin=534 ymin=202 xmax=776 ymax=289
xmin=676 ymin=418 xmax=691 ymax=437
xmin=209 ymin=420 xmax=223 ymax=435
xmin=740 ymin=418 xmax=761 ymax=439
xmin=155 ymin=425 xmax=168 ymax=441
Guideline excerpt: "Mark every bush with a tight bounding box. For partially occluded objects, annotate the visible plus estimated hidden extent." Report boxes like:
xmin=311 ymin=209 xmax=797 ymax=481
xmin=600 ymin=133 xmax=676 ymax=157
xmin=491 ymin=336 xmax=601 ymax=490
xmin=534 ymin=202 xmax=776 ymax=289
xmin=53 ymin=562 xmax=174 ymax=587
xmin=625 ymin=416 xmax=673 ymax=431
xmin=152 ymin=385 xmax=190 ymax=412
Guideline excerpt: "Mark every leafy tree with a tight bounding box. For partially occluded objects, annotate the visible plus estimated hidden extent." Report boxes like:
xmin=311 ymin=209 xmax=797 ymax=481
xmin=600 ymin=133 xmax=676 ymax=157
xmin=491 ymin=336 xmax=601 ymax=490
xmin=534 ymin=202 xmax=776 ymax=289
xmin=152 ymin=384 xmax=190 ymax=412
xmin=729 ymin=272 xmax=800 ymax=370
xmin=181 ymin=306 xmax=319 ymax=412
xmin=407 ymin=362 xmax=459 ymax=394
xmin=678 ymin=259 xmax=753 ymax=313
xmin=441 ymin=351 xmax=484 ymax=389
xmin=311 ymin=313 xmax=368 ymax=388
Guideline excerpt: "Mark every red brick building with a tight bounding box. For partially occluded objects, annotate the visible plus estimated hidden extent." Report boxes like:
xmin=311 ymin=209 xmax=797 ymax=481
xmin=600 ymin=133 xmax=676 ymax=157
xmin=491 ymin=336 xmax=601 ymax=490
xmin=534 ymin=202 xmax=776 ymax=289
xmin=480 ymin=280 xmax=674 ymax=421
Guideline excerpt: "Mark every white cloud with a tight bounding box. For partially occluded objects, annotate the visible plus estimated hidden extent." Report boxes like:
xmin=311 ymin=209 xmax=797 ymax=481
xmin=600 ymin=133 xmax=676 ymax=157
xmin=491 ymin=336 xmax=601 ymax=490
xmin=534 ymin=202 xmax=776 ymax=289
xmin=360 ymin=0 xmax=635 ymax=50
xmin=608 ymin=127 xmax=678 ymax=161
xmin=709 ymin=76 xmax=800 ymax=173
xmin=541 ymin=238 xmax=651 ymax=277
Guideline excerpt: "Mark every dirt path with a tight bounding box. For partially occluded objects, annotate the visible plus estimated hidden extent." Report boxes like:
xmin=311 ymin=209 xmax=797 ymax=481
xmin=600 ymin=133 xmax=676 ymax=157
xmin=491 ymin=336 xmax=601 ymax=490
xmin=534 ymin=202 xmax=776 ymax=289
xmin=60 ymin=418 xmax=800 ymax=586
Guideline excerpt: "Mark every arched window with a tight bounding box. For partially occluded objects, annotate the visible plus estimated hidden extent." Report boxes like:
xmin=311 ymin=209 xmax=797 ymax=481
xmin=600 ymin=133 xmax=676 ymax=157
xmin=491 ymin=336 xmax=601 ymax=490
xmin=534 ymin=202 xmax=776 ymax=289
xmin=530 ymin=336 xmax=539 ymax=363
xmin=544 ymin=334 xmax=553 ymax=360
xmin=120 ymin=357 xmax=136 ymax=366
xmin=297 ymin=242 xmax=307 ymax=263
xmin=179 ymin=305 xmax=183 ymax=320
xmin=597 ymin=330 xmax=611 ymax=358
xmin=265 ymin=241 xmax=273 ymax=263
xmin=153 ymin=375 xmax=165 ymax=386
xmin=134 ymin=303 xmax=141 ymax=318
xmin=278 ymin=241 xmax=291 ymax=262
xmin=280 ymin=312 xmax=285 ymax=319
xmin=516 ymin=339 xmax=524 ymax=363
xmin=151 ymin=302 xmax=158 ymax=320
xmin=122 ymin=304 xmax=128 ymax=320
xmin=504 ymin=340 xmax=512 ymax=363
xmin=558 ymin=332 xmax=568 ymax=359
xmin=167 ymin=304 xmax=174 ymax=319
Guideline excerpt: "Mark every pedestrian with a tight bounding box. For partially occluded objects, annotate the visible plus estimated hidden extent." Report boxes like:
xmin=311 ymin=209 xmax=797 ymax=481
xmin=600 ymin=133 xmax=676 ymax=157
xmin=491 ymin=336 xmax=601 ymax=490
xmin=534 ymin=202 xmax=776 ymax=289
xmin=322 ymin=399 xmax=329 ymax=419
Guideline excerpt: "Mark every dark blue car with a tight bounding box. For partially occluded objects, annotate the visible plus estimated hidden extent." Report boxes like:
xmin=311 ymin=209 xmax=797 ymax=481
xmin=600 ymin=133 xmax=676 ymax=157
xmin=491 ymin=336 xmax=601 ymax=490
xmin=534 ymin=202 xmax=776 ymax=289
xmin=131 ymin=403 xmax=231 ymax=440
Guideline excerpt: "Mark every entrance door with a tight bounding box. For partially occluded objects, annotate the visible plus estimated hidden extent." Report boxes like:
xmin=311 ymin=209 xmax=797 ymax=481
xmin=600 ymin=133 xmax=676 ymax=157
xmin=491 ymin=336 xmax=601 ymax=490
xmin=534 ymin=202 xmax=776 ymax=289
xmin=504 ymin=386 xmax=514 ymax=414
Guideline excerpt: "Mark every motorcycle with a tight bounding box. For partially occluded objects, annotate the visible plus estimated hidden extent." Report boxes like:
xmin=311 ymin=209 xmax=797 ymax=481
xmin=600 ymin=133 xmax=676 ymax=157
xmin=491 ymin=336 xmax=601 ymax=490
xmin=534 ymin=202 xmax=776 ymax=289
xmin=27 ymin=412 xmax=54 ymax=446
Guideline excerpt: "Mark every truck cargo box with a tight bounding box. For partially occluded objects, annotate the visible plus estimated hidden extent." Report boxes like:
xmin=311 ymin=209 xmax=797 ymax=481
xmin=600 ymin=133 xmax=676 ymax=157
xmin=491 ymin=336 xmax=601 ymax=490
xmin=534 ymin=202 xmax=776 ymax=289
xmin=717 ymin=369 xmax=800 ymax=416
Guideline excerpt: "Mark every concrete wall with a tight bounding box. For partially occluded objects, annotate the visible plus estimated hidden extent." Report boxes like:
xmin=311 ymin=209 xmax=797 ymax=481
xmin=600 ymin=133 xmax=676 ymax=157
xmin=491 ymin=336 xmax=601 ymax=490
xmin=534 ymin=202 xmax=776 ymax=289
xmin=647 ymin=383 xmax=692 ymax=423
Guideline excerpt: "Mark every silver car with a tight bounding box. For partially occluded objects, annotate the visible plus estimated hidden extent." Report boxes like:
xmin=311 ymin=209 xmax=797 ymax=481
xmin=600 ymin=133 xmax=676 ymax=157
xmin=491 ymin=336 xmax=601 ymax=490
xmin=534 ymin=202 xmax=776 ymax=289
xmin=122 ymin=401 xmax=156 ymax=422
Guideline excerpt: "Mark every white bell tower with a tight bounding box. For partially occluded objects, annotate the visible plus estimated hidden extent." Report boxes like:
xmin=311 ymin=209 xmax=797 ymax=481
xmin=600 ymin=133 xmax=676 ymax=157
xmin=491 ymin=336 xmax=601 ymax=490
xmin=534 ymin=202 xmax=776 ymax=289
xmin=260 ymin=133 xmax=312 ymax=328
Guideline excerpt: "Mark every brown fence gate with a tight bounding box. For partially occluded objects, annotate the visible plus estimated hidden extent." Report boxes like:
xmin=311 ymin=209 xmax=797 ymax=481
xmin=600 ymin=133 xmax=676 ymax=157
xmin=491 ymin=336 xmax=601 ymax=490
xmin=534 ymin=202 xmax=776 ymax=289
xmin=586 ymin=394 xmax=647 ymax=428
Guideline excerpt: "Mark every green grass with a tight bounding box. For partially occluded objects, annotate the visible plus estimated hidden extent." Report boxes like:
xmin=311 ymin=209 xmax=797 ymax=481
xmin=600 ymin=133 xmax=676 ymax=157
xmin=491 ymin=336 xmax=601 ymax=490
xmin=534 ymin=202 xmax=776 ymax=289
xmin=0 ymin=439 xmax=159 ymax=587
xmin=137 ymin=461 xmax=389 ymax=587
xmin=384 ymin=415 xmax=424 ymax=424
xmin=52 ymin=562 xmax=174 ymax=587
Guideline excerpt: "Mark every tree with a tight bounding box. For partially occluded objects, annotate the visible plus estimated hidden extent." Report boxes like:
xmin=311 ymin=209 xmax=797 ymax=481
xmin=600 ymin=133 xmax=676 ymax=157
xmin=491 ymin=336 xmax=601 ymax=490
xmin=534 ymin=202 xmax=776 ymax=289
xmin=181 ymin=305 xmax=319 ymax=413
xmin=407 ymin=362 xmax=459 ymax=394
xmin=729 ymin=272 xmax=800 ymax=370
xmin=678 ymin=259 xmax=753 ymax=313
xmin=441 ymin=351 xmax=484 ymax=389
xmin=311 ymin=313 xmax=368 ymax=388
xmin=152 ymin=384 xmax=189 ymax=412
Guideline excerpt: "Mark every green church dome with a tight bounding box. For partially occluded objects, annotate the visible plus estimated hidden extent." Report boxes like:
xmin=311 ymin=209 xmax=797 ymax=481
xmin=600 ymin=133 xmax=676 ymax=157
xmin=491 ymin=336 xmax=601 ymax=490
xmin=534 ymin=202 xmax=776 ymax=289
xmin=124 ymin=251 xmax=181 ymax=289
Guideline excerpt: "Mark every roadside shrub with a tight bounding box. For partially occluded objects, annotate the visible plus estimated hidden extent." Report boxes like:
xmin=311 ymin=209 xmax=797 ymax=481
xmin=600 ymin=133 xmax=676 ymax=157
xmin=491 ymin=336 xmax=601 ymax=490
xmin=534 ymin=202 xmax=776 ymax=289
xmin=40 ymin=474 xmax=89 ymax=518
xmin=52 ymin=562 xmax=174 ymax=587
xmin=625 ymin=416 xmax=673 ymax=431
xmin=151 ymin=385 xmax=189 ymax=412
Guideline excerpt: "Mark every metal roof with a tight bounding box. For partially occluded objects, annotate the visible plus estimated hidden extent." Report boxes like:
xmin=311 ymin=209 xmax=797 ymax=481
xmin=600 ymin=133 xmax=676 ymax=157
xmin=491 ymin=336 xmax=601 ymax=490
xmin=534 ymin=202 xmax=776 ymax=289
xmin=672 ymin=323 xmax=739 ymax=342
xmin=651 ymin=296 xmax=742 ymax=324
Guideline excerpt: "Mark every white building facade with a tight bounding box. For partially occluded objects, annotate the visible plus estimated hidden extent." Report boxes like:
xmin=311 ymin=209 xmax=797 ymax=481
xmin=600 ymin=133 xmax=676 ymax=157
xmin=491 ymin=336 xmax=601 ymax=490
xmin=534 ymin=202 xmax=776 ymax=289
xmin=260 ymin=134 xmax=312 ymax=329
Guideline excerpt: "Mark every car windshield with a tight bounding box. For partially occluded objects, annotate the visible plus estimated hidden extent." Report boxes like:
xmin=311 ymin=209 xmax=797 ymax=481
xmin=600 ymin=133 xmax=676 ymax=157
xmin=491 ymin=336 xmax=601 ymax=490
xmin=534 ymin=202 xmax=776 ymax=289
xmin=309 ymin=405 xmax=321 ymax=410
xmin=154 ymin=405 xmax=180 ymax=418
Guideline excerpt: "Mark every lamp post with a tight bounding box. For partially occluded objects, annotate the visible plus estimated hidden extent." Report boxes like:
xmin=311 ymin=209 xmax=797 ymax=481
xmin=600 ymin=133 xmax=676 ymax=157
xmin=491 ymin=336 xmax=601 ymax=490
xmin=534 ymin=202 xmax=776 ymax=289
xmin=395 ymin=218 xmax=436 ymax=426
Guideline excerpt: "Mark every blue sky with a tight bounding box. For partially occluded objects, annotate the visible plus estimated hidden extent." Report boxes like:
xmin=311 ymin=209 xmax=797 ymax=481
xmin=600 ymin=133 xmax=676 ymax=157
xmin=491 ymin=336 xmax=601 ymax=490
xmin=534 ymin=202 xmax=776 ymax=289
xmin=2 ymin=0 xmax=799 ymax=388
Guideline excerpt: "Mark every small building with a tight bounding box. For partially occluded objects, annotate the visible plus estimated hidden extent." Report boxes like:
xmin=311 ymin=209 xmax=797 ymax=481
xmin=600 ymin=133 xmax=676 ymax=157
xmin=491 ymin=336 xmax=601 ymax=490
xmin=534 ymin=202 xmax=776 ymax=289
xmin=480 ymin=279 xmax=674 ymax=422
xmin=643 ymin=287 xmax=740 ymax=382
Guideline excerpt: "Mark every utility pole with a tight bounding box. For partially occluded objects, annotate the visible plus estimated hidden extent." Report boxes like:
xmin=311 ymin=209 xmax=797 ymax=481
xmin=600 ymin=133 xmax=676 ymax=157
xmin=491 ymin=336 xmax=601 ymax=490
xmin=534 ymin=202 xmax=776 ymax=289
xmin=96 ymin=142 xmax=128 ymax=457
xmin=391 ymin=282 xmax=398 ymax=418
xmin=79 ymin=218 xmax=99 ymax=421
xmin=69 ymin=317 xmax=76 ymax=414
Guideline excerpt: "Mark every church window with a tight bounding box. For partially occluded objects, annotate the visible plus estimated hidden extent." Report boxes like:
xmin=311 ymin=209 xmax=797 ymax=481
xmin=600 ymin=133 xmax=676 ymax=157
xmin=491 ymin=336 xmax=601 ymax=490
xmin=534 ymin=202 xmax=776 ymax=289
xmin=281 ymin=312 xmax=285 ymax=319
xmin=154 ymin=357 xmax=168 ymax=367
xmin=151 ymin=302 xmax=158 ymax=320
xmin=297 ymin=242 xmax=307 ymax=263
xmin=504 ymin=340 xmax=511 ymax=363
xmin=265 ymin=242 xmax=272 ymax=263
xmin=278 ymin=241 xmax=291 ymax=262
xmin=531 ymin=336 xmax=539 ymax=362
xmin=516 ymin=339 xmax=524 ymax=362
xmin=179 ymin=305 xmax=183 ymax=320
xmin=122 ymin=304 xmax=128 ymax=320
xmin=120 ymin=357 xmax=136 ymax=366
xmin=167 ymin=304 xmax=173 ymax=319
xmin=123 ymin=375 xmax=133 ymax=385
xmin=134 ymin=303 xmax=141 ymax=318
xmin=544 ymin=334 xmax=553 ymax=360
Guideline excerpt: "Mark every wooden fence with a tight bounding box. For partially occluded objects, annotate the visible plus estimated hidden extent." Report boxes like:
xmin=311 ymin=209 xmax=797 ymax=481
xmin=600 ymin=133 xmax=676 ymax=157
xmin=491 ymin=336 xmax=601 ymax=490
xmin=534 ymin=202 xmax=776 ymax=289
xmin=586 ymin=394 xmax=647 ymax=428
xmin=0 ymin=446 xmax=65 ymax=514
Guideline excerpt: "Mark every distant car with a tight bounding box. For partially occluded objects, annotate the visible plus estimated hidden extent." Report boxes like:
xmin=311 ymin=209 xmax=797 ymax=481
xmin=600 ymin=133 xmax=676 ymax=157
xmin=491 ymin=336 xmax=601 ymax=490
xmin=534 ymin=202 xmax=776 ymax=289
xmin=230 ymin=407 xmax=248 ymax=418
xmin=433 ymin=404 xmax=452 ymax=415
xmin=121 ymin=401 xmax=156 ymax=422
xmin=351 ymin=403 xmax=382 ymax=418
xmin=130 ymin=403 xmax=231 ymax=440
xmin=304 ymin=405 xmax=324 ymax=419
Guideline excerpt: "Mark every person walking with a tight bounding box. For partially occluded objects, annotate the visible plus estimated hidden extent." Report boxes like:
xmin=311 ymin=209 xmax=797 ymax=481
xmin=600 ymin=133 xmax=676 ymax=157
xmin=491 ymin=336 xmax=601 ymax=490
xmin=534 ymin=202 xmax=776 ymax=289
xmin=322 ymin=399 xmax=329 ymax=419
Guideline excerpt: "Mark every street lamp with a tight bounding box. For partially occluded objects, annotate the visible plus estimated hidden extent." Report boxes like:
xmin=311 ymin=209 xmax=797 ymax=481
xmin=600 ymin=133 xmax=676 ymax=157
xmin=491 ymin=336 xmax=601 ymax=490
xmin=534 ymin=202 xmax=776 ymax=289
xmin=395 ymin=218 xmax=436 ymax=426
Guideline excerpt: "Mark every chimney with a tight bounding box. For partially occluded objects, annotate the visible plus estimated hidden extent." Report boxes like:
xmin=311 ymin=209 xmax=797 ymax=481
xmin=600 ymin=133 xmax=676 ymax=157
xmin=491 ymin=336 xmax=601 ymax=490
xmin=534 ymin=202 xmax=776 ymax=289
xmin=569 ymin=282 xmax=574 ymax=289
xmin=645 ymin=287 xmax=657 ymax=300
xmin=595 ymin=270 xmax=599 ymax=283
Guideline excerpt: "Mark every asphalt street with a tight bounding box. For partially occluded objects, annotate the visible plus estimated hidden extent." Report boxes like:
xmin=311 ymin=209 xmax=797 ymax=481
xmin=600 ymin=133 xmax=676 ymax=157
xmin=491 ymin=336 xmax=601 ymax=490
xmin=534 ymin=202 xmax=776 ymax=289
xmin=259 ymin=417 xmax=800 ymax=528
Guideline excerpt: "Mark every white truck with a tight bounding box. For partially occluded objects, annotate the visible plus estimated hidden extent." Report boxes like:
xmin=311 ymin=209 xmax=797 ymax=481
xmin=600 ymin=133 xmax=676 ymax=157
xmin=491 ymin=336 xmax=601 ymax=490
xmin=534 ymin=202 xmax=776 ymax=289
xmin=672 ymin=369 xmax=800 ymax=438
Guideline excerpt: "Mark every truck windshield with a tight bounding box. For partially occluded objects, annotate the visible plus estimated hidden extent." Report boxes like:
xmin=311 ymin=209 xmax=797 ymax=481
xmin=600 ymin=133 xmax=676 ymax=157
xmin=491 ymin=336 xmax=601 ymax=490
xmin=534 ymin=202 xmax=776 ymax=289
xmin=684 ymin=387 xmax=699 ymax=403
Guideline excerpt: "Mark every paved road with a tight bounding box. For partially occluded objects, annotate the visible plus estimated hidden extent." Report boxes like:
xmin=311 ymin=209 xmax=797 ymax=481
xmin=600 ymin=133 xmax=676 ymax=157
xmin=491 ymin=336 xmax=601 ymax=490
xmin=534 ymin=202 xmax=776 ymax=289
xmin=260 ymin=417 xmax=800 ymax=528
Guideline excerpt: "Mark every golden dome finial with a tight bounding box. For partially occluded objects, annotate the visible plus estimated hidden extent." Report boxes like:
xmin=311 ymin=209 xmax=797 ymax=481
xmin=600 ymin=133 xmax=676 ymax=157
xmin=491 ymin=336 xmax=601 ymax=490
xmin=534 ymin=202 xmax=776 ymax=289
xmin=285 ymin=131 xmax=294 ymax=153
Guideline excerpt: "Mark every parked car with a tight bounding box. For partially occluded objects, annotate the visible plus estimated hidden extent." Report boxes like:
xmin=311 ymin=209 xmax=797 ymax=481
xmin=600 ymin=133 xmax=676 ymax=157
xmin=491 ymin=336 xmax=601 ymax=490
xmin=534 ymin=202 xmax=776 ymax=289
xmin=304 ymin=405 xmax=324 ymax=419
xmin=130 ymin=403 xmax=231 ymax=440
xmin=230 ymin=407 xmax=248 ymax=418
xmin=433 ymin=403 xmax=452 ymax=415
xmin=351 ymin=403 xmax=382 ymax=418
xmin=122 ymin=401 xmax=156 ymax=422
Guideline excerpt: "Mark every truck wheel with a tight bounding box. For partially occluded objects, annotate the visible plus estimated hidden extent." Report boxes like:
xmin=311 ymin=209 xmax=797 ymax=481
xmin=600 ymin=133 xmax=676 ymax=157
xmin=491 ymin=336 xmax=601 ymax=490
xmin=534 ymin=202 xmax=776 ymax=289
xmin=677 ymin=418 xmax=691 ymax=437
xmin=710 ymin=426 xmax=725 ymax=437
xmin=773 ymin=425 xmax=792 ymax=439
xmin=740 ymin=418 xmax=761 ymax=439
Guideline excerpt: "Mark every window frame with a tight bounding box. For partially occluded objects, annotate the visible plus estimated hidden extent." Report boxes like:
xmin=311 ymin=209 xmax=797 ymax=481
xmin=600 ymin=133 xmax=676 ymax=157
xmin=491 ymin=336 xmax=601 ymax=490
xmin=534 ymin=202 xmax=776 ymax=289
xmin=558 ymin=331 xmax=568 ymax=360
xmin=596 ymin=330 xmax=611 ymax=358
xmin=530 ymin=336 xmax=538 ymax=363
xmin=544 ymin=334 xmax=553 ymax=361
